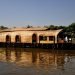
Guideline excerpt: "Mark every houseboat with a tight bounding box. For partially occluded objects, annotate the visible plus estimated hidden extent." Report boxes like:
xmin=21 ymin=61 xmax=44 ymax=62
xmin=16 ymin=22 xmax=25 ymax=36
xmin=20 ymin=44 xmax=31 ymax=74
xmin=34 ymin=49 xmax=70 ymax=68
xmin=0 ymin=27 xmax=74 ymax=49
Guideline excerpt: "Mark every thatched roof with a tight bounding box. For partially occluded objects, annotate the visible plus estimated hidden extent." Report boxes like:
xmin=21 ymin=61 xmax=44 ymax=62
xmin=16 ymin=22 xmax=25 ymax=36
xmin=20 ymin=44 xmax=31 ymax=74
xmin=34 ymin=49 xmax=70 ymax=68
xmin=0 ymin=27 xmax=48 ymax=32
xmin=0 ymin=27 xmax=63 ymax=37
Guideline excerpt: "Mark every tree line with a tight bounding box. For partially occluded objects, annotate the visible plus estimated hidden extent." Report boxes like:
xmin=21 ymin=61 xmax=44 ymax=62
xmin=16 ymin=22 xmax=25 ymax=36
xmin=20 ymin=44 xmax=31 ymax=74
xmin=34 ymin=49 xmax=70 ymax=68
xmin=26 ymin=23 xmax=75 ymax=32
xmin=0 ymin=23 xmax=75 ymax=37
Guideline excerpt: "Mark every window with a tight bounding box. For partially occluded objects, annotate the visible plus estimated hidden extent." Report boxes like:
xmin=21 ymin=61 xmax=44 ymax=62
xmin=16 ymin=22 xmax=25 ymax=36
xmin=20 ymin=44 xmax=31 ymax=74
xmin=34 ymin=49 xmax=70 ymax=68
xmin=39 ymin=36 xmax=43 ymax=40
xmin=49 ymin=36 xmax=54 ymax=41
xmin=39 ymin=36 xmax=47 ymax=41
xmin=43 ymin=36 xmax=47 ymax=41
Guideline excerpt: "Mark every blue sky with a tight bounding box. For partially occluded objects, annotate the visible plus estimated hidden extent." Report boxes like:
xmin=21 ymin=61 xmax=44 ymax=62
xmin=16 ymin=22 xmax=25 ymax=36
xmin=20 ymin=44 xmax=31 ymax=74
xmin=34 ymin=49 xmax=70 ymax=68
xmin=0 ymin=0 xmax=75 ymax=27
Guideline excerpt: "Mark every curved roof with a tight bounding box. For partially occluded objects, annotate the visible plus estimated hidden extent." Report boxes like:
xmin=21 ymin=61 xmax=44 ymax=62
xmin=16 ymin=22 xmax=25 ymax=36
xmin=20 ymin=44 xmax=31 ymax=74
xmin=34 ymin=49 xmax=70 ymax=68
xmin=0 ymin=27 xmax=48 ymax=32
xmin=39 ymin=29 xmax=63 ymax=36
xmin=52 ymin=29 xmax=63 ymax=36
xmin=0 ymin=27 xmax=63 ymax=36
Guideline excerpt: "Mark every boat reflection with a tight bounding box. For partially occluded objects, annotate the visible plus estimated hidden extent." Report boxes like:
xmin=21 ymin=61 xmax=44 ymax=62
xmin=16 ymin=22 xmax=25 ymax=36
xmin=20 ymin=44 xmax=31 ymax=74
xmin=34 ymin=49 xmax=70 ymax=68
xmin=0 ymin=48 xmax=75 ymax=69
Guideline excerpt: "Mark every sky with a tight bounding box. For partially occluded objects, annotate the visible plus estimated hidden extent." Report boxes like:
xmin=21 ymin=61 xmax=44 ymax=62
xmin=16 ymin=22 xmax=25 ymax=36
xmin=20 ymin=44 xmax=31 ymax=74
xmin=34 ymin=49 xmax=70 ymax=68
xmin=0 ymin=0 xmax=75 ymax=27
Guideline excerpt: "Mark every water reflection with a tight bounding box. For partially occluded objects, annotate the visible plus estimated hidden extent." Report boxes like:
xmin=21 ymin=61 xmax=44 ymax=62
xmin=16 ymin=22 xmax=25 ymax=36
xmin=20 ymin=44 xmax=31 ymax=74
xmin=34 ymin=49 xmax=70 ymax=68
xmin=0 ymin=48 xmax=75 ymax=69
xmin=5 ymin=49 xmax=11 ymax=61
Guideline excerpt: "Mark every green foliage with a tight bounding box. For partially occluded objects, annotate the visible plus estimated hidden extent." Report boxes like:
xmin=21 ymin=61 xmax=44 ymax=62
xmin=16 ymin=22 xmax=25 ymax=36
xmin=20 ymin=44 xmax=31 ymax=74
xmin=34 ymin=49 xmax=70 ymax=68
xmin=45 ymin=23 xmax=75 ymax=32
xmin=47 ymin=25 xmax=67 ymax=30
xmin=0 ymin=23 xmax=75 ymax=34
xmin=45 ymin=23 xmax=75 ymax=38
xmin=68 ymin=23 xmax=75 ymax=32
xmin=26 ymin=25 xmax=33 ymax=28
xmin=0 ymin=25 xmax=8 ymax=30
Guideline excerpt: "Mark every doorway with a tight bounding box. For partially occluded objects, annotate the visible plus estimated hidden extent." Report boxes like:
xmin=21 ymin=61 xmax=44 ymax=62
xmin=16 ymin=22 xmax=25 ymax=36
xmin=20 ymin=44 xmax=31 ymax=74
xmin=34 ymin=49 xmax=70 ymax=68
xmin=32 ymin=34 xmax=37 ymax=43
xmin=6 ymin=35 xmax=11 ymax=43
xmin=15 ymin=35 xmax=21 ymax=43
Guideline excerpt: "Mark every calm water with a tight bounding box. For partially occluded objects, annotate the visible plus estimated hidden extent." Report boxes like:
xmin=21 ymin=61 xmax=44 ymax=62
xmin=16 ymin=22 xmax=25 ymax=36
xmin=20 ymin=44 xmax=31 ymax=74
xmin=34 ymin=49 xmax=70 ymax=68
xmin=0 ymin=48 xmax=75 ymax=75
